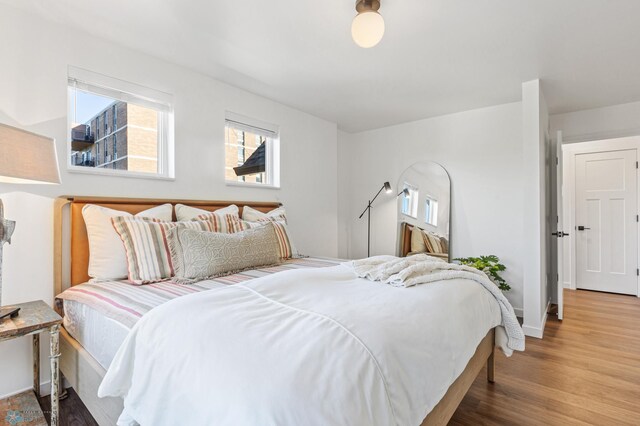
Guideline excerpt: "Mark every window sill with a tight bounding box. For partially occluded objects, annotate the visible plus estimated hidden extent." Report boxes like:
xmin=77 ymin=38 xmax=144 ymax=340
xmin=225 ymin=181 xmax=280 ymax=190
xmin=67 ymin=165 xmax=175 ymax=181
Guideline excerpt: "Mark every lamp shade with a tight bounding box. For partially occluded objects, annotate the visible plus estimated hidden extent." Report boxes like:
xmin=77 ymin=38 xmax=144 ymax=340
xmin=0 ymin=123 xmax=60 ymax=184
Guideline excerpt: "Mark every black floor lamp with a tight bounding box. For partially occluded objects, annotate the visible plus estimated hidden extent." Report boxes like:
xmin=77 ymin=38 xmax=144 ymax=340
xmin=359 ymin=182 xmax=391 ymax=257
xmin=358 ymin=182 xmax=410 ymax=257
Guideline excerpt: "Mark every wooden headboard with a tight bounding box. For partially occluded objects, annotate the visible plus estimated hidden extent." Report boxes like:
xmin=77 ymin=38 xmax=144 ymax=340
xmin=399 ymin=222 xmax=413 ymax=257
xmin=54 ymin=196 xmax=282 ymax=292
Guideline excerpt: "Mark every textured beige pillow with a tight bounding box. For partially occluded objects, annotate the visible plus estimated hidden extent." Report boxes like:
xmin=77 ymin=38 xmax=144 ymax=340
xmin=168 ymin=222 xmax=281 ymax=284
xmin=410 ymin=227 xmax=427 ymax=253
xmin=175 ymin=203 xmax=239 ymax=221
xmin=234 ymin=219 xmax=299 ymax=259
xmin=83 ymin=203 xmax=173 ymax=280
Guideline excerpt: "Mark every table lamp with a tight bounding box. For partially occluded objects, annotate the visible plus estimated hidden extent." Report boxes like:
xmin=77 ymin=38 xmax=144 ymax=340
xmin=0 ymin=123 xmax=60 ymax=318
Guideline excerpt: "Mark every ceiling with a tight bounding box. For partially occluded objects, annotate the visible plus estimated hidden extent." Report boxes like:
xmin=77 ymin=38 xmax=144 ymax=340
xmin=5 ymin=0 xmax=640 ymax=132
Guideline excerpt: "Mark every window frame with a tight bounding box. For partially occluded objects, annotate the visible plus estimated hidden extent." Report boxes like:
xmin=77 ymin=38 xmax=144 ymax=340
xmin=424 ymin=195 xmax=439 ymax=227
xmin=400 ymin=182 xmax=419 ymax=218
xmin=67 ymin=67 xmax=175 ymax=180
xmin=224 ymin=112 xmax=280 ymax=189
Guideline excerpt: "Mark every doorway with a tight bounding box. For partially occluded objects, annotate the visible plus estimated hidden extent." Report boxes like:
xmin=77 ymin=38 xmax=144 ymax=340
xmin=563 ymin=137 xmax=640 ymax=297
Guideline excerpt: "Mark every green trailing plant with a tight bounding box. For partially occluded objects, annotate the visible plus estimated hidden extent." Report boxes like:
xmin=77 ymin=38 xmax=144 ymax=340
xmin=454 ymin=255 xmax=511 ymax=292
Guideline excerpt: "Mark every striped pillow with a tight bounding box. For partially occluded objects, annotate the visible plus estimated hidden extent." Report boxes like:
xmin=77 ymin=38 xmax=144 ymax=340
xmin=421 ymin=230 xmax=445 ymax=254
xmin=235 ymin=219 xmax=298 ymax=259
xmin=111 ymin=217 xmax=212 ymax=284
xmin=195 ymin=212 xmax=242 ymax=233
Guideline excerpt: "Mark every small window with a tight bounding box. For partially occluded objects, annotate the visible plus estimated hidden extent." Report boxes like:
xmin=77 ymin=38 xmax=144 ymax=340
xmin=425 ymin=196 xmax=438 ymax=226
xmin=68 ymin=67 xmax=174 ymax=179
xmin=225 ymin=113 xmax=279 ymax=187
xmin=401 ymin=183 xmax=419 ymax=218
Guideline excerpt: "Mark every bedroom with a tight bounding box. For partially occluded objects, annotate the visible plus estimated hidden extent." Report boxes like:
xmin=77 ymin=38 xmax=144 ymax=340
xmin=0 ymin=1 xmax=638 ymax=425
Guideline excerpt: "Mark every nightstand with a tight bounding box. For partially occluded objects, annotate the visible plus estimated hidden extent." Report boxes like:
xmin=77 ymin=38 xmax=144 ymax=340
xmin=0 ymin=300 xmax=62 ymax=426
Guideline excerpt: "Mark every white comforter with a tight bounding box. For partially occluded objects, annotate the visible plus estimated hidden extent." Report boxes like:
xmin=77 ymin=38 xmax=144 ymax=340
xmin=99 ymin=264 xmax=505 ymax=426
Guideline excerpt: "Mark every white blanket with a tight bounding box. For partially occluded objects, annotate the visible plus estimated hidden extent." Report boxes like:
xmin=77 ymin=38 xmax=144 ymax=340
xmin=99 ymin=264 xmax=507 ymax=426
xmin=347 ymin=254 xmax=525 ymax=352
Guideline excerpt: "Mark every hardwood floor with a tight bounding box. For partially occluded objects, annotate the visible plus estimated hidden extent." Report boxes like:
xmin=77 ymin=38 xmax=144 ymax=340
xmin=38 ymin=387 xmax=97 ymax=426
xmin=450 ymin=289 xmax=640 ymax=425
xmin=39 ymin=289 xmax=639 ymax=425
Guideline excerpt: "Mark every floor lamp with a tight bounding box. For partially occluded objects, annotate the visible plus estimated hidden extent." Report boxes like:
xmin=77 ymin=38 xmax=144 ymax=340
xmin=0 ymin=123 xmax=60 ymax=318
xmin=358 ymin=182 xmax=394 ymax=257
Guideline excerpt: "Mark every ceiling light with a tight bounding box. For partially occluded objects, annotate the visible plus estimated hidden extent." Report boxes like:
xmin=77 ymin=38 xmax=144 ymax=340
xmin=351 ymin=0 xmax=385 ymax=48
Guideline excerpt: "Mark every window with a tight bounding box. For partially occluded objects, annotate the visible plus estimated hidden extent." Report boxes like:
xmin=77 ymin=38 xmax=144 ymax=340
xmin=400 ymin=183 xmax=419 ymax=218
xmin=225 ymin=113 xmax=279 ymax=187
xmin=425 ymin=196 xmax=439 ymax=227
xmin=68 ymin=67 xmax=174 ymax=178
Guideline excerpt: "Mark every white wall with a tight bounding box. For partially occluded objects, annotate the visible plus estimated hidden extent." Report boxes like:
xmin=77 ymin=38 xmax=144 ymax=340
xmin=521 ymin=80 xmax=549 ymax=338
xmin=0 ymin=5 xmax=339 ymax=398
xmin=551 ymin=100 xmax=640 ymax=144
xmin=337 ymin=102 xmax=525 ymax=313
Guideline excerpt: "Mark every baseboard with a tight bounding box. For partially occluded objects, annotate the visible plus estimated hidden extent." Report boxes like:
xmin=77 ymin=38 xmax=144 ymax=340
xmin=0 ymin=379 xmax=70 ymax=400
xmin=522 ymin=301 xmax=550 ymax=339
xmin=0 ymin=382 xmax=47 ymax=400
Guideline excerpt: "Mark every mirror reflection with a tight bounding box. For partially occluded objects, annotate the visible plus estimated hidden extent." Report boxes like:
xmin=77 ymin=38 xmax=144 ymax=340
xmin=397 ymin=162 xmax=451 ymax=261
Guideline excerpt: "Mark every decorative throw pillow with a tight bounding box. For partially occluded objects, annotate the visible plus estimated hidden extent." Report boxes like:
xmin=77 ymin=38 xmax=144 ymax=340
xmin=194 ymin=211 xmax=242 ymax=234
xmin=439 ymin=236 xmax=449 ymax=253
xmin=175 ymin=203 xmax=239 ymax=222
xmin=422 ymin=230 xmax=445 ymax=254
xmin=242 ymin=205 xmax=287 ymax=223
xmin=83 ymin=203 xmax=173 ymax=280
xmin=167 ymin=223 xmax=281 ymax=284
xmin=234 ymin=219 xmax=298 ymax=259
xmin=111 ymin=217 xmax=212 ymax=284
xmin=410 ymin=227 xmax=427 ymax=253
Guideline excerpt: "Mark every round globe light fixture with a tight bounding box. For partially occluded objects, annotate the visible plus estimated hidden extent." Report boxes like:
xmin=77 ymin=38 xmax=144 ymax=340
xmin=351 ymin=0 xmax=385 ymax=48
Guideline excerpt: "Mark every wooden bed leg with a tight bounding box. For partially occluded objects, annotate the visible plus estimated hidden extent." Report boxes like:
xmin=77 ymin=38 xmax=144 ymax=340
xmin=487 ymin=345 xmax=495 ymax=383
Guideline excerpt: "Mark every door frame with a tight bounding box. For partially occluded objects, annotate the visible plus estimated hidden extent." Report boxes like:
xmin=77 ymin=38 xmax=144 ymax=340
xmin=562 ymin=135 xmax=640 ymax=297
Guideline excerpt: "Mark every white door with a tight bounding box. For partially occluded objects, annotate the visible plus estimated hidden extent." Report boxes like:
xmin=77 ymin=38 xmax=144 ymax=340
xmin=555 ymin=131 xmax=565 ymax=319
xmin=575 ymin=149 xmax=638 ymax=295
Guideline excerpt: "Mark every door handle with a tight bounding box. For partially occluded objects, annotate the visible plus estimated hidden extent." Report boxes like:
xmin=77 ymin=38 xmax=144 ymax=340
xmin=552 ymin=231 xmax=570 ymax=238
xmin=577 ymin=226 xmax=590 ymax=231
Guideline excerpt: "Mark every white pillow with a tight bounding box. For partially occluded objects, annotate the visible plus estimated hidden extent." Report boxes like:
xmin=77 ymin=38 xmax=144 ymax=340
xmin=175 ymin=203 xmax=239 ymax=221
xmin=83 ymin=203 xmax=173 ymax=280
xmin=242 ymin=205 xmax=287 ymax=222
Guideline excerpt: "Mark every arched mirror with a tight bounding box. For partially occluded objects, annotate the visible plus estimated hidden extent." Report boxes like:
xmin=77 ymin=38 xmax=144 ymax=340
xmin=396 ymin=162 xmax=451 ymax=261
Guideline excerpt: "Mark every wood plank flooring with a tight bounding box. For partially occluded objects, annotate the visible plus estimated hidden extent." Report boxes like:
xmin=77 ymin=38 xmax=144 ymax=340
xmin=39 ymin=289 xmax=639 ymax=425
xmin=450 ymin=289 xmax=640 ymax=425
xmin=38 ymin=388 xmax=97 ymax=426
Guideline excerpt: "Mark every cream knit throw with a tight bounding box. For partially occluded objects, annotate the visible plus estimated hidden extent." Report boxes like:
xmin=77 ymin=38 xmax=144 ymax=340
xmin=345 ymin=254 xmax=525 ymax=352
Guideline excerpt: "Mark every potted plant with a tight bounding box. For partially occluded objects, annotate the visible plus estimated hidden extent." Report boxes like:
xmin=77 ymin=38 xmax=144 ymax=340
xmin=454 ymin=255 xmax=511 ymax=291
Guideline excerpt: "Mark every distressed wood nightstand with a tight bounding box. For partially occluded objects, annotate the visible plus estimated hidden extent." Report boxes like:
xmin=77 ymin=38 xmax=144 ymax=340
xmin=0 ymin=300 xmax=62 ymax=426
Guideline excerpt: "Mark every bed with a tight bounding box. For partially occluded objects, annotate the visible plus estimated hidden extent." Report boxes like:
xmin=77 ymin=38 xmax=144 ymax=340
xmin=53 ymin=196 xmax=511 ymax=426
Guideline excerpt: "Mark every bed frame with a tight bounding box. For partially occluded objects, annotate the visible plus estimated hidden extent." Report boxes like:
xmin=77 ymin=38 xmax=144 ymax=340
xmin=53 ymin=196 xmax=495 ymax=426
